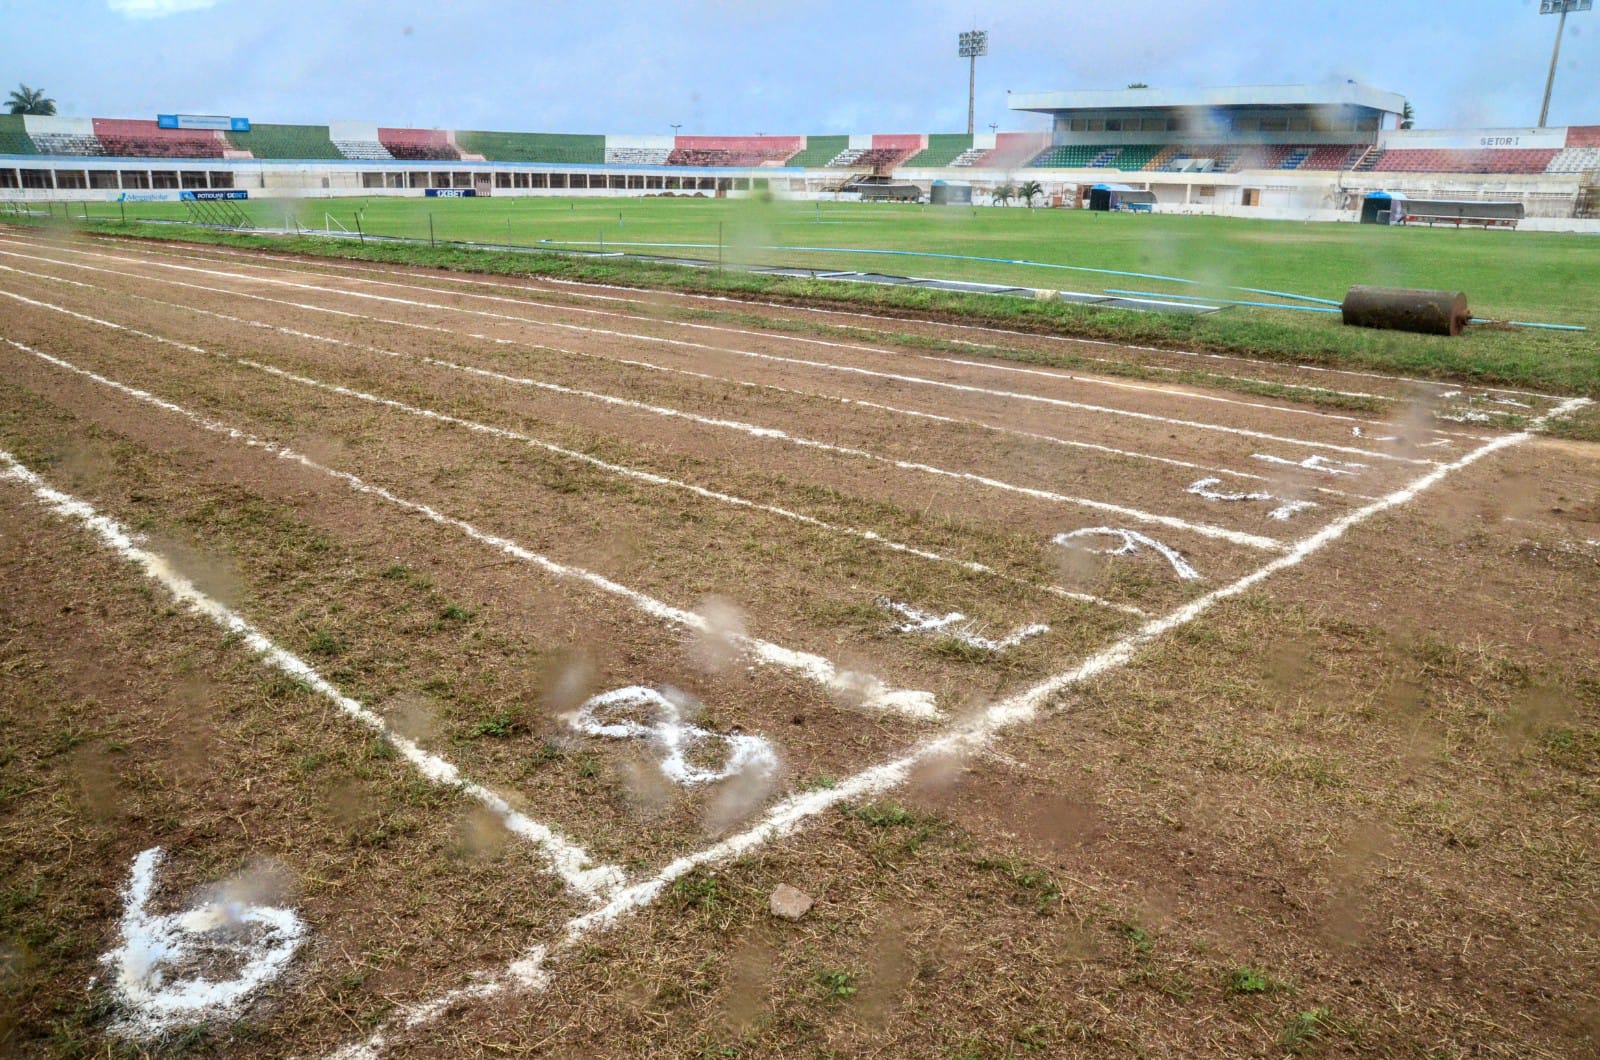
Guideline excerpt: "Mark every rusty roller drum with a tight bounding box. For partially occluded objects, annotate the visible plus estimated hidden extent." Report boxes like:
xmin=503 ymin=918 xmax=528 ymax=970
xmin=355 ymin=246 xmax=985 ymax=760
xmin=1341 ymin=286 xmax=1471 ymax=337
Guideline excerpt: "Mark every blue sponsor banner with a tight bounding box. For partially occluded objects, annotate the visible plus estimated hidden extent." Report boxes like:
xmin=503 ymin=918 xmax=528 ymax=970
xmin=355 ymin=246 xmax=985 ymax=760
xmin=158 ymin=114 xmax=251 ymax=132
xmin=425 ymin=188 xmax=477 ymax=198
xmin=180 ymin=190 xmax=249 ymax=201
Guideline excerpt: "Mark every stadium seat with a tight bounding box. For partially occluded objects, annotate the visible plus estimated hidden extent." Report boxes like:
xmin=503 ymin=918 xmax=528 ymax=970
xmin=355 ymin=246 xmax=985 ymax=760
xmin=666 ymin=136 xmax=804 ymax=167
xmin=1027 ymin=144 xmax=1106 ymax=167
xmin=607 ymin=145 xmax=672 ymax=165
xmin=1545 ymin=147 xmax=1600 ymax=174
xmin=963 ymin=132 xmax=1050 ymax=168
xmin=1367 ymin=148 xmax=1560 ymax=174
xmin=225 ymin=123 xmax=343 ymax=160
xmin=333 ymin=139 xmax=394 ymax=160
xmin=453 ymin=131 xmax=605 ymax=164
xmin=788 ymin=136 xmax=849 ymax=168
xmin=903 ymin=134 xmax=973 ymax=167
xmin=1297 ymin=144 xmax=1366 ymax=170
xmin=93 ymin=118 xmax=226 ymax=158
xmin=378 ymin=127 xmax=461 ymax=161
xmin=0 ymin=115 xmax=39 ymax=155
xmin=825 ymin=135 xmax=923 ymax=170
xmin=27 ymin=132 xmax=105 ymax=155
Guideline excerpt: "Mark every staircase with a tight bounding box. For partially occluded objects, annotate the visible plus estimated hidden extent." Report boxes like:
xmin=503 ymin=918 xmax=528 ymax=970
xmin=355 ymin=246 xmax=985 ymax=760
xmin=1576 ymin=180 xmax=1600 ymax=220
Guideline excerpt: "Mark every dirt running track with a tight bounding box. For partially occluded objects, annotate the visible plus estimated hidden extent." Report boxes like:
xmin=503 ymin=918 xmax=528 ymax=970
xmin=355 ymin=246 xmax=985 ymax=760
xmin=1 ymin=228 xmax=1597 ymax=1057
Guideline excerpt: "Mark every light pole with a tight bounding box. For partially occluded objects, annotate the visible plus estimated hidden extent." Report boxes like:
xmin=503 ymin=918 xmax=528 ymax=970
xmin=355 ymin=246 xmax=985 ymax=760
xmin=670 ymin=123 xmax=682 ymax=137
xmin=958 ymin=30 xmax=988 ymax=137
xmin=1539 ymin=0 xmax=1592 ymax=127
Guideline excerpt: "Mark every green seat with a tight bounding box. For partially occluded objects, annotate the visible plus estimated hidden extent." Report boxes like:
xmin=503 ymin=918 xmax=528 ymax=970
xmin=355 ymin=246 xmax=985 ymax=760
xmin=903 ymin=133 xmax=973 ymax=167
xmin=226 ymin=123 xmax=342 ymax=159
xmin=788 ymin=135 xmax=850 ymax=168
xmin=454 ymin=131 xmax=605 ymax=164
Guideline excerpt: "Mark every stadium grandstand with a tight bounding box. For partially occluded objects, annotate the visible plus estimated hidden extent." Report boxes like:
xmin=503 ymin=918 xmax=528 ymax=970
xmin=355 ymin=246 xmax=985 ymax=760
xmin=2 ymin=87 xmax=1597 ymax=228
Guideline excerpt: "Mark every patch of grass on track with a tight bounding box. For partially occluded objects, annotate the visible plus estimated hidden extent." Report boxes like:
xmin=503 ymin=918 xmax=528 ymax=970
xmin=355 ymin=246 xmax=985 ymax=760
xmin=11 ymin=198 xmax=1600 ymax=398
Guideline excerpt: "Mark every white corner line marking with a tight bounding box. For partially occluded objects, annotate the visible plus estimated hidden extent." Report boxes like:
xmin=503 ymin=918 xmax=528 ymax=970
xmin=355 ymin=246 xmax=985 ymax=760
xmin=318 ymin=391 xmax=1588 ymax=1056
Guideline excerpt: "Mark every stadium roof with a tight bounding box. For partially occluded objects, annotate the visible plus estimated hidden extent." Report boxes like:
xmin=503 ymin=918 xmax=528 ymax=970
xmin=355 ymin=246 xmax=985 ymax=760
xmin=1009 ymin=82 xmax=1406 ymax=116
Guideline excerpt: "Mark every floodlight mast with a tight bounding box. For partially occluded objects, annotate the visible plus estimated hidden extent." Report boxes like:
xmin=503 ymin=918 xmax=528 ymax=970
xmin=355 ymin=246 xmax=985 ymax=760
xmin=1539 ymin=0 xmax=1592 ymax=127
xmin=958 ymin=29 xmax=988 ymax=136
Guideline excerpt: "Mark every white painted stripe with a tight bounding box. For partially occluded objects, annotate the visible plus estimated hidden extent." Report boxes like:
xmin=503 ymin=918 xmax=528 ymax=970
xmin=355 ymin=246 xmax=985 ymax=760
xmin=76 ymin=238 xmax=1514 ymax=425
xmin=0 ymin=322 xmax=937 ymax=718
xmin=76 ymin=234 xmax=1564 ymax=405
xmin=111 ymin=240 xmax=1422 ymax=432
xmin=0 ymin=261 xmax=1288 ymax=553
xmin=0 ymin=239 xmax=1435 ymax=465
xmin=543 ymin=274 xmax=1557 ymax=403
xmin=0 ymin=251 xmax=1337 ymax=501
xmin=322 ymin=384 xmax=1591 ymax=1057
xmin=0 ymin=447 xmax=625 ymax=900
xmin=0 ymin=278 xmax=1145 ymax=616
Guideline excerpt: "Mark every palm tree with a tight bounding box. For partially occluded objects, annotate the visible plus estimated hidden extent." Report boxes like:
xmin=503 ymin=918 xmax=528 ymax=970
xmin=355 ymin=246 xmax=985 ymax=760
xmin=993 ymin=183 xmax=1015 ymax=207
xmin=1019 ymin=180 xmax=1044 ymax=208
xmin=1400 ymin=101 xmax=1415 ymax=130
xmin=6 ymin=84 xmax=56 ymax=115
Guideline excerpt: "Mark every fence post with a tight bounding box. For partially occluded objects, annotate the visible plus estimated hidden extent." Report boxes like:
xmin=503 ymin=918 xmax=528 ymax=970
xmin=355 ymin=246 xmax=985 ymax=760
xmin=429 ymin=213 xmax=435 ymax=247
xmin=718 ymin=222 xmax=724 ymax=271
xmin=355 ymin=210 xmax=365 ymax=245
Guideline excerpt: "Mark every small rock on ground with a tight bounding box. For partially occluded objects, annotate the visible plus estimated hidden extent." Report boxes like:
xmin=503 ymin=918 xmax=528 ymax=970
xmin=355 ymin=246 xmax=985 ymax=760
xmin=769 ymin=883 xmax=813 ymax=921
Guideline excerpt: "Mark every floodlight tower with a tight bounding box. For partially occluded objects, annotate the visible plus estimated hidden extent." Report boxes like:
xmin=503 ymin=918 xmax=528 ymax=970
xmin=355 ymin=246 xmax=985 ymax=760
xmin=959 ymin=29 xmax=988 ymax=136
xmin=1539 ymin=0 xmax=1592 ymax=127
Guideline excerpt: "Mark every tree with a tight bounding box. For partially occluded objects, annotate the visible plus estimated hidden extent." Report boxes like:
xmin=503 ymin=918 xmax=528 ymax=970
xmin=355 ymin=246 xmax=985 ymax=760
xmin=993 ymin=183 xmax=1015 ymax=207
xmin=1019 ymin=180 xmax=1044 ymax=208
xmin=1400 ymin=101 xmax=1415 ymax=130
xmin=1126 ymin=82 xmax=1150 ymax=89
xmin=6 ymin=84 xmax=56 ymax=115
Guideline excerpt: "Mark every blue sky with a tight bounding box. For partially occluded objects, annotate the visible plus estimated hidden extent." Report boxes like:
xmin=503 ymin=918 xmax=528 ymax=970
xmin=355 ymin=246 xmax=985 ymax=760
xmin=7 ymin=1 xmax=1597 ymax=133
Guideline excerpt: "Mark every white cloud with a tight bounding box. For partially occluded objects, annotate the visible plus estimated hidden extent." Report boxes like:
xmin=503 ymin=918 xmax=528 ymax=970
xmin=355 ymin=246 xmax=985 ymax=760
xmin=107 ymin=0 xmax=221 ymax=18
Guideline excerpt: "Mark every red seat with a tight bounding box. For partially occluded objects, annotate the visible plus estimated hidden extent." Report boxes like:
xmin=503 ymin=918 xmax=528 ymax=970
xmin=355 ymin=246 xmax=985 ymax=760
xmin=92 ymin=118 xmax=225 ymax=158
xmin=377 ymin=127 xmax=460 ymax=161
xmin=667 ymin=136 xmax=803 ymax=166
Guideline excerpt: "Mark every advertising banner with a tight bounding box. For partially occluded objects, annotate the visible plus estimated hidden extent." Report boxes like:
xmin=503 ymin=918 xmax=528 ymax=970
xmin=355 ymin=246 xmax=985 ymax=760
xmin=157 ymin=114 xmax=252 ymax=132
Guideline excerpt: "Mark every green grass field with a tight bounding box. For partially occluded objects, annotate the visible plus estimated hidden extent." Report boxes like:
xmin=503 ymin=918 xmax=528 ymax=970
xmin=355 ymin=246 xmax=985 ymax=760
xmin=16 ymin=196 xmax=1600 ymax=405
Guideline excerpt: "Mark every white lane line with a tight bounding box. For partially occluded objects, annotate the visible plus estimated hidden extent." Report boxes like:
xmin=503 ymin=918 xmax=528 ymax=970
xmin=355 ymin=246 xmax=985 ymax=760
xmin=81 ymin=237 xmax=1525 ymax=417
xmin=0 ymin=446 xmax=625 ymax=900
xmin=0 ymin=276 xmax=1140 ymax=617
xmin=545 ymin=277 xmax=1558 ymax=403
xmin=0 ymin=265 xmax=1287 ymax=554
xmin=320 ymin=384 xmax=1590 ymax=1057
xmin=1 ymin=251 xmax=1361 ymax=503
xmin=0 ymin=315 xmax=938 ymax=719
xmin=100 ymin=240 xmax=1431 ymax=433
xmin=0 ymin=239 xmax=1435 ymax=465
xmin=86 ymin=235 xmax=1560 ymax=406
